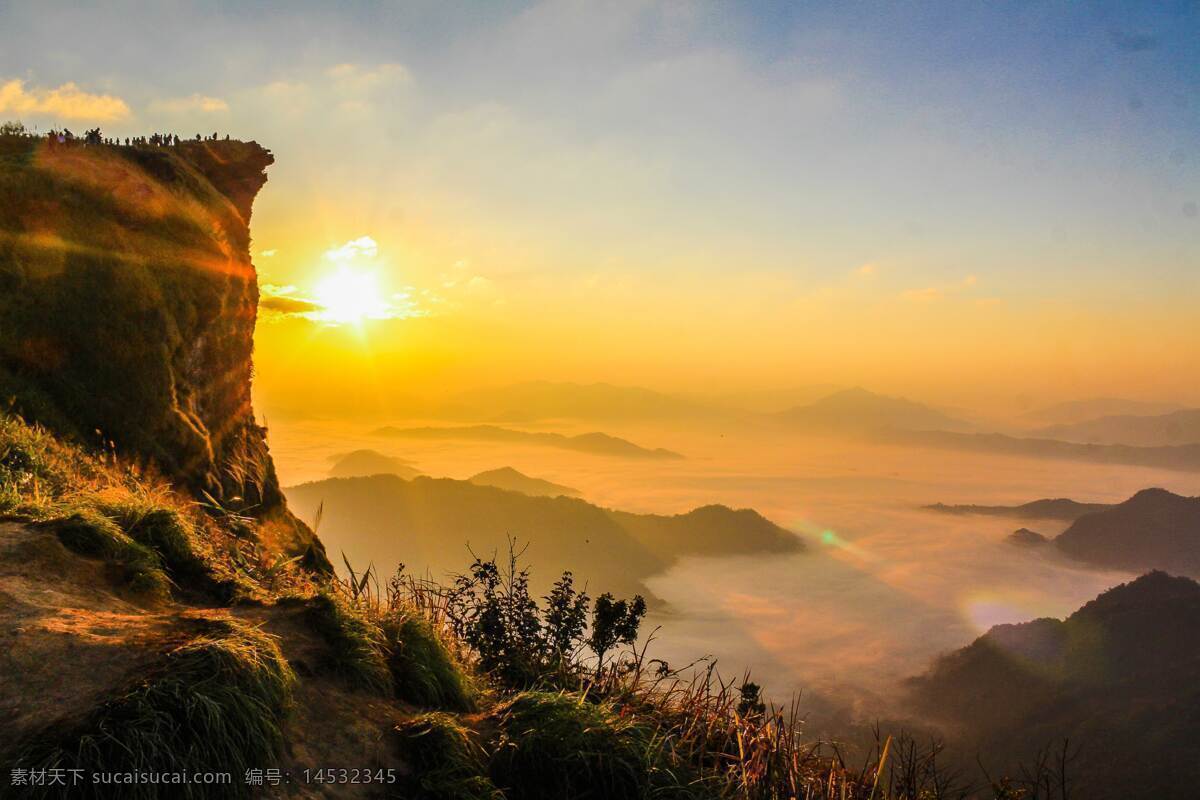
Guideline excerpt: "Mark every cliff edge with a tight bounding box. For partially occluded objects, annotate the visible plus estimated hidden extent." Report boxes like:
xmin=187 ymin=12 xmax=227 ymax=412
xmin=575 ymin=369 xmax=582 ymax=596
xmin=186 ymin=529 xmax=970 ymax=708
xmin=0 ymin=135 xmax=323 ymax=564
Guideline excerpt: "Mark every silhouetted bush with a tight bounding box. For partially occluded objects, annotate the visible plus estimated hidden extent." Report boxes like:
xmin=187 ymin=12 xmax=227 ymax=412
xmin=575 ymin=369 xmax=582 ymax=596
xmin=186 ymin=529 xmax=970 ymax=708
xmin=444 ymin=544 xmax=644 ymax=689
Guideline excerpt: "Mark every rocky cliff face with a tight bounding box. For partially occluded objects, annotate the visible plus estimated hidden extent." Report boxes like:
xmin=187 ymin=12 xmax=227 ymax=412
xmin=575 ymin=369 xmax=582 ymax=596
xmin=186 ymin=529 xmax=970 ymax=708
xmin=0 ymin=135 xmax=322 ymax=562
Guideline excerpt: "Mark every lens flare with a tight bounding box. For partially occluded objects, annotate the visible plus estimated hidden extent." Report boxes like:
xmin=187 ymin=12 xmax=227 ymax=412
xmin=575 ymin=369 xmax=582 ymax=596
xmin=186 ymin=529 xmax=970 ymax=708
xmin=313 ymin=267 xmax=389 ymax=324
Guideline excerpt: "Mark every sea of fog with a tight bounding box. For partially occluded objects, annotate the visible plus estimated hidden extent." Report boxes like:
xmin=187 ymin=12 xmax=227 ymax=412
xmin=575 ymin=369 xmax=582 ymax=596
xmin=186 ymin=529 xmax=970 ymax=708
xmin=268 ymin=417 xmax=1196 ymax=724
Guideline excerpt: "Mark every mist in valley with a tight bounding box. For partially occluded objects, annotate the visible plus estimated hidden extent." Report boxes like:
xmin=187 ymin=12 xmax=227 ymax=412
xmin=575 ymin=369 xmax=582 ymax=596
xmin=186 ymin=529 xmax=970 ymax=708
xmin=268 ymin=394 xmax=1191 ymax=730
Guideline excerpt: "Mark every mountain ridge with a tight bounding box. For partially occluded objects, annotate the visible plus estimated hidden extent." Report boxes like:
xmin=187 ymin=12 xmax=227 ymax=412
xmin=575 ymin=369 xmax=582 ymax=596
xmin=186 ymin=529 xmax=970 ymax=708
xmin=776 ymin=387 xmax=973 ymax=433
xmin=373 ymin=424 xmax=683 ymax=459
xmin=468 ymin=466 xmax=581 ymax=498
xmin=284 ymin=473 xmax=801 ymax=601
xmin=907 ymin=571 xmax=1200 ymax=799
xmin=924 ymin=497 xmax=1112 ymax=521
xmin=1053 ymin=488 xmax=1200 ymax=576
xmin=1033 ymin=408 xmax=1200 ymax=447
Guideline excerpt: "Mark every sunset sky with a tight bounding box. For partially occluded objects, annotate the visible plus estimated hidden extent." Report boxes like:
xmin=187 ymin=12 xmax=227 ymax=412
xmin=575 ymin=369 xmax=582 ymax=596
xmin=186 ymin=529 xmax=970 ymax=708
xmin=2 ymin=1 xmax=1197 ymax=414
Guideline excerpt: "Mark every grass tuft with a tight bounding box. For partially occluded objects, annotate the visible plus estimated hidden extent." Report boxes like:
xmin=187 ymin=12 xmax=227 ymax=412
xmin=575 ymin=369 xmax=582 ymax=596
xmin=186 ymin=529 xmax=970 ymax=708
xmin=0 ymin=411 xmax=270 ymax=601
xmin=488 ymin=691 xmax=700 ymax=800
xmin=392 ymin=713 xmax=502 ymax=800
xmin=302 ymin=590 xmax=393 ymax=694
xmin=46 ymin=509 xmax=170 ymax=598
xmin=91 ymin=492 xmax=208 ymax=583
xmin=15 ymin=616 xmax=295 ymax=799
xmin=383 ymin=613 xmax=476 ymax=711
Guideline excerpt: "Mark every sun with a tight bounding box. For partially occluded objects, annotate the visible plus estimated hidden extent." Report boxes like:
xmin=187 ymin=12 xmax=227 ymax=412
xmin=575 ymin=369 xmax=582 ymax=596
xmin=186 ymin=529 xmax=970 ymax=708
xmin=312 ymin=267 xmax=389 ymax=325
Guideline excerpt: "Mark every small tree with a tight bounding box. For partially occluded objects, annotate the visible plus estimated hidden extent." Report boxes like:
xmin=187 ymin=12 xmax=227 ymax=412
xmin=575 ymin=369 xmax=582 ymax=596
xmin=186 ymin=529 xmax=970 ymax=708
xmin=588 ymin=592 xmax=646 ymax=678
xmin=543 ymin=571 xmax=589 ymax=665
xmin=0 ymin=120 xmax=26 ymax=136
xmin=446 ymin=550 xmax=544 ymax=686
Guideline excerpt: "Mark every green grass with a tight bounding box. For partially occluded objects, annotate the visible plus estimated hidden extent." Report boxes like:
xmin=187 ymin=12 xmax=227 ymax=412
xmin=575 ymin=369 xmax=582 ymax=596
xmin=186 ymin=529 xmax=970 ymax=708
xmin=14 ymin=617 xmax=295 ymax=800
xmin=488 ymin=691 xmax=704 ymax=800
xmin=0 ymin=411 xmax=261 ymax=600
xmin=0 ymin=412 xmax=96 ymax=512
xmin=391 ymin=713 xmax=502 ymax=800
xmin=46 ymin=509 xmax=171 ymax=598
xmin=301 ymin=591 xmax=393 ymax=694
xmin=92 ymin=494 xmax=208 ymax=581
xmin=383 ymin=614 xmax=476 ymax=711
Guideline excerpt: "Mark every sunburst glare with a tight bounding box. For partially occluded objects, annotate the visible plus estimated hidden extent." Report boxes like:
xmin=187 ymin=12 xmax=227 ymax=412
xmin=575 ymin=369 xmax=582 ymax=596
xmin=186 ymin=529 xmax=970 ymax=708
xmin=313 ymin=267 xmax=389 ymax=325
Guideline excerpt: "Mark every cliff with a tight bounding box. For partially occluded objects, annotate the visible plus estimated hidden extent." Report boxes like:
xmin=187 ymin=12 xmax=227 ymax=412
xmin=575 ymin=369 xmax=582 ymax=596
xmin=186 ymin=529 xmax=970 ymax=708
xmin=0 ymin=135 xmax=323 ymax=564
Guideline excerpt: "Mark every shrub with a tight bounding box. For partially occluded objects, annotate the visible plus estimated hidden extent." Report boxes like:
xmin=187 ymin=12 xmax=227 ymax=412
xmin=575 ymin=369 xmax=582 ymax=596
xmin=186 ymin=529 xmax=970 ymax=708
xmin=443 ymin=547 xmax=644 ymax=690
xmin=391 ymin=713 xmax=501 ymax=800
xmin=15 ymin=617 xmax=295 ymax=799
xmin=589 ymin=593 xmax=646 ymax=679
xmin=446 ymin=554 xmax=545 ymax=687
xmin=382 ymin=614 xmax=476 ymax=711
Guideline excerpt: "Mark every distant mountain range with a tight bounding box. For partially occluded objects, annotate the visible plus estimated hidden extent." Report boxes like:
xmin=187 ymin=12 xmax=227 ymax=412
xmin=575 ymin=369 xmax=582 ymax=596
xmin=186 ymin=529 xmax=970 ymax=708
xmin=925 ymin=498 xmax=1111 ymax=521
xmin=467 ymin=467 xmax=581 ymax=498
xmin=372 ymin=424 xmax=683 ymax=460
xmin=775 ymin=387 xmax=973 ymax=433
xmin=1033 ymin=408 xmax=1200 ymax=447
xmin=1020 ymin=397 xmax=1183 ymax=426
xmin=893 ymin=428 xmax=1200 ymax=472
xmin=1054 ymin=488 xmax=1200 ymax=577
xmin=284 ymin=474 xmax=800 ymax=601
xmin=327 ymin=449 xmax=423 ymax=479
xmin=929 ymin=488 xmax=1200 ymax=577
xmin=907 ymin=571 xmax=1200 ymax=799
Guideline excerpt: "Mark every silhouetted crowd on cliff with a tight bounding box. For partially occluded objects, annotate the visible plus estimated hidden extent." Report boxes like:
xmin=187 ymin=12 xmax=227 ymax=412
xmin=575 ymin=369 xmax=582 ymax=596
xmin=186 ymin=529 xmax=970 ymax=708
xmin=45 ymin=128 xmax=232 ymax=147
xmin=0 ymin=120 xmax=233 ymax=148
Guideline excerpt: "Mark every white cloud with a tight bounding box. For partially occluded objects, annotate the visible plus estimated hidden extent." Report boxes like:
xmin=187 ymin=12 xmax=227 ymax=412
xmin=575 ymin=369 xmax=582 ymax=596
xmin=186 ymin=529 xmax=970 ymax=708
xmin=324 ymin=236 xmax=378 ymax=263
xmin=0 ymin=79 xmax=129 ymax=122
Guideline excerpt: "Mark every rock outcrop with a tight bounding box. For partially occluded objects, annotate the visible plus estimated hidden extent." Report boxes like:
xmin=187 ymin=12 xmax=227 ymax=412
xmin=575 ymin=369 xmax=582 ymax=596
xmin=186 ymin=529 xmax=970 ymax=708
xmin=0 ymin=136 xmax=324 ymax=564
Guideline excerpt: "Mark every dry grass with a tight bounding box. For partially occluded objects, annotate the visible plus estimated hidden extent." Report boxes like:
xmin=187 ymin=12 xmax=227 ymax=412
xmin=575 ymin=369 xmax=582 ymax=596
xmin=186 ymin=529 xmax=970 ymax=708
xmin=0 ymin=411 xmax=310 ymax=601
xmin=13 ymin=615 xmax=295 ymax=800
xmin=336 ymin=552 xmax=1072 ymax=800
